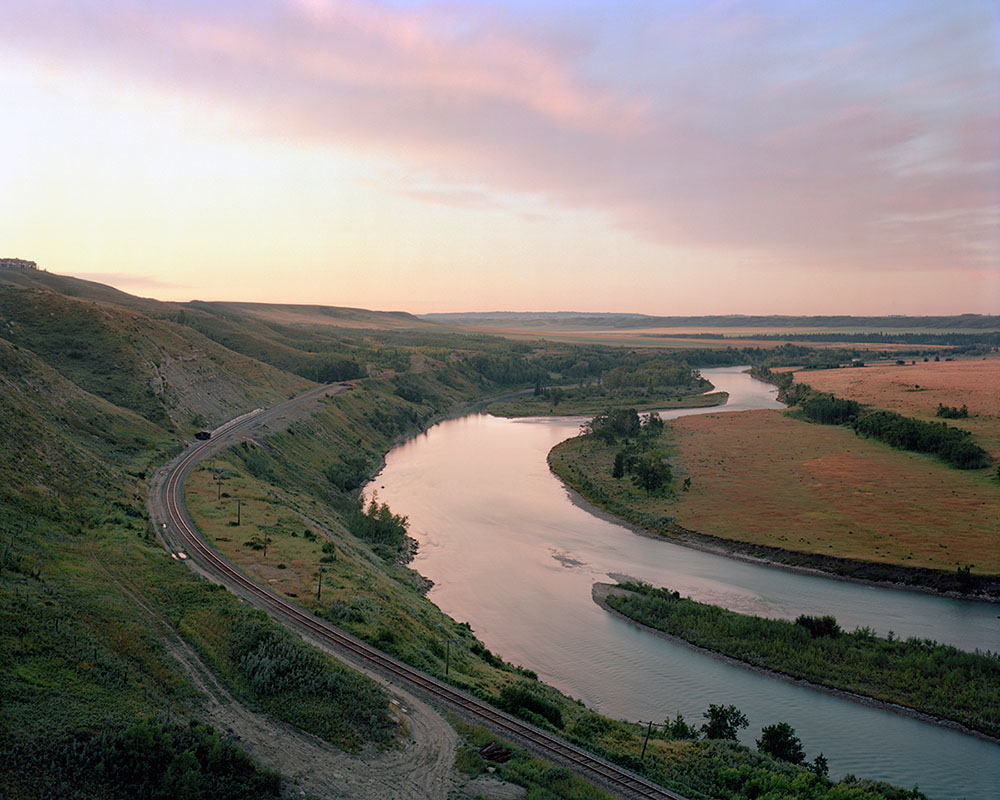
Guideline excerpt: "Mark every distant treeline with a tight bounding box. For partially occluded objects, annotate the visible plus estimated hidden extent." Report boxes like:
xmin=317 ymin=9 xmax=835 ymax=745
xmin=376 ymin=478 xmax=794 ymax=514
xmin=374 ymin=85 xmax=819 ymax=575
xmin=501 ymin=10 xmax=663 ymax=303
xmin=738 ymin=332 xmax=1000 ymax=346
xmin=752 ymin=367 xmax=992 ymax=470
xmin=424 ymin=311 xmax=1000 ymax=331
xmin=603 ymin=582 xmax=1000 ymax=738
xmin=640 ymin=331 xmax=1000 ymax=347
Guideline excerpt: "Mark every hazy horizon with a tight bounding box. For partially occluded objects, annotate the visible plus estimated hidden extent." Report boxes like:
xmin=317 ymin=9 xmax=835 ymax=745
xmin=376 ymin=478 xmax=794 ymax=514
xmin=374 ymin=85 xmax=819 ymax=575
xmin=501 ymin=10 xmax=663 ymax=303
xmin=2 ymin=1 xmax=997 ymax=315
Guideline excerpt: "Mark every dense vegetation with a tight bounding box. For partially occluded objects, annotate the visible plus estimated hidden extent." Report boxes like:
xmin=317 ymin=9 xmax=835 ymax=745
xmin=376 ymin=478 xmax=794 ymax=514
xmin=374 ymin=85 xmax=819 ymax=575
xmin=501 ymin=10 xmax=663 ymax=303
xmin=488 ymin=354 xmax=725 ymax=416
xmin=602 ymin=582 xmax=1000 ymax=737
xmin=936 ymin=403 xmax=968 ymax=419
xmin=222 ymin=609 xmax=395 ymax=747
xmin=548 ymin=416 xmax=681 ymax=539
xmin=753 ymin=366 xmax=992 ymax=470
xmin=853 ymin=410 xmax=990 ymax=469
xmin=4 ymin=718 xmax=282 ymax=800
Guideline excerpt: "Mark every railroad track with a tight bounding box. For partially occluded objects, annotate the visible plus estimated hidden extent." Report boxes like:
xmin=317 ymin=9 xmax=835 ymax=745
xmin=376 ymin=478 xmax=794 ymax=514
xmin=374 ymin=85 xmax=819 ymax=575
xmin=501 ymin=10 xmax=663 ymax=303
xmin=151 ymin=386 xmax=691 ymax=800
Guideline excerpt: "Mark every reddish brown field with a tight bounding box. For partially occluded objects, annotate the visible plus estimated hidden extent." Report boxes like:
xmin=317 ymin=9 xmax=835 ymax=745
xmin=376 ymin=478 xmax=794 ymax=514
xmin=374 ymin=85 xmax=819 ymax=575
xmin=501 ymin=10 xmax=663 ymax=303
xmin=795 ymin=357 xmax=1000 ymax=458
xmin=671 ymin=410 xmax=999 ymax=573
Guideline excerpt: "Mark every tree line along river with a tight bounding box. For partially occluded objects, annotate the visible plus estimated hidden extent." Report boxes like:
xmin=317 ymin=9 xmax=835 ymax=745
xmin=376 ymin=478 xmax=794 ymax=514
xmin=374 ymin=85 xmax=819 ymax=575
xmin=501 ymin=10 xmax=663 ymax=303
xmin=365 ymin=367 xmax=1000 ymax=800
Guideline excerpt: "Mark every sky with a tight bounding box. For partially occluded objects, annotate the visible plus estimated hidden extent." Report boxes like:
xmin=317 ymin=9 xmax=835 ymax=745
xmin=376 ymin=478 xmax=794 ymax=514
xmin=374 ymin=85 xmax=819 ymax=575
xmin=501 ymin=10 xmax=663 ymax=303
xmin=1 ymin=0 xmax=998 ymax=315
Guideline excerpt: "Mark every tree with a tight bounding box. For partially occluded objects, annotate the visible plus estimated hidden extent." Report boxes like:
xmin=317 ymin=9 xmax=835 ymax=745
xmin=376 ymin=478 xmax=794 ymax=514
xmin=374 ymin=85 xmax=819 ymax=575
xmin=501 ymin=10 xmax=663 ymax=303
xmin=632 ymin=456 xmax=671 ymax=494
xmin=811 ymin=752 xmax=829 ymax=778
xmin=612 ymin=451 xmax=625 ymax=479
xmin=756 ymin=721 xmax=805 ymax=764
xmin=642 ymin=411 xmax=664 ymax=434
xmin=701 ymin=704 xmax=748 ymax=740
xmin=794 ymin=614 xmax=841 ymax=638
xmin=665 ymin=713 xmax=699 ymax=740
xmin=583 ymin=408 xmax=640 ymax=443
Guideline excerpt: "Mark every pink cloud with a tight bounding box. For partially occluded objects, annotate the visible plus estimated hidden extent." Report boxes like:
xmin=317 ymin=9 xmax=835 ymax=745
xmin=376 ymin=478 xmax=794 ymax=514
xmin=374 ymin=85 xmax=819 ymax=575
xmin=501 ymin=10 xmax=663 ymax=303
xmin=2 ymin=0 xmax=997 ymax=277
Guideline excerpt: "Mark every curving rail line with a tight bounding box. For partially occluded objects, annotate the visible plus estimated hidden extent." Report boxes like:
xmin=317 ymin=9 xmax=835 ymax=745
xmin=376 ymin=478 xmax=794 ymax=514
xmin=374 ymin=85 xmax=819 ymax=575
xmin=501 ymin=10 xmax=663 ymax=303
xmin=153 ymin=387 xmax=690 ymax=800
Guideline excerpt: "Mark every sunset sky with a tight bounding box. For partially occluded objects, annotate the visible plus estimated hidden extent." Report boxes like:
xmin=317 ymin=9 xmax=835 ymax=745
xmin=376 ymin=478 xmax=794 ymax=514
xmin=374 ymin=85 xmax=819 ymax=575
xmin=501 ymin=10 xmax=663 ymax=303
xmin=2 ymin=0 xmax=997 ymax=315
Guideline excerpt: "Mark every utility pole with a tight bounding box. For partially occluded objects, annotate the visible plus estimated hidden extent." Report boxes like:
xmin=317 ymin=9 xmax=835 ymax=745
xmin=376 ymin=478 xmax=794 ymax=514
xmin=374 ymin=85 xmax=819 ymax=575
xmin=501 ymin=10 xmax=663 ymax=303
xmin=641 ymin=720 xmax=654 ymax=760
xmin=236 ymin=499 xmax=241 ymax=526
xmin=444 ymin=637 xmax=461 ymax=676
xmin=259 ymin=524 xmax=278 ymax=559
xmin=316 ymin=565 xmax=323 ymax=601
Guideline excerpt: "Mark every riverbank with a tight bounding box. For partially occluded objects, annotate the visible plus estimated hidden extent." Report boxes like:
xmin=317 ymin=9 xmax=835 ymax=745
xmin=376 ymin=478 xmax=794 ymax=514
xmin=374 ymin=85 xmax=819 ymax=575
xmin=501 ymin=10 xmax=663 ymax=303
xmin=548 ymin=417 xmax=1000 ymax=600
xmin=557 ymin=467 xmax=1000 ymax=601
xmin=592 ymin=584 xmax=999 ymax=744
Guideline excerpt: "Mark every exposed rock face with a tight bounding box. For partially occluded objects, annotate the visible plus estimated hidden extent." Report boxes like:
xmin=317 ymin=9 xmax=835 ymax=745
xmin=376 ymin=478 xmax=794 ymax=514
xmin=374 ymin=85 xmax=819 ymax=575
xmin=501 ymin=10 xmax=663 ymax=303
xmin=0 ymin=258 xmax=38 ymax=270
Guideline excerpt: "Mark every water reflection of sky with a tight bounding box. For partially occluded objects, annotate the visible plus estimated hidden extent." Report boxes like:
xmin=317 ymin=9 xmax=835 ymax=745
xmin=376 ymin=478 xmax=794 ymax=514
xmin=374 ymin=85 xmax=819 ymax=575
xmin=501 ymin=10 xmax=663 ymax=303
xmin=368 ymin=367 xmax=1000 ymax=799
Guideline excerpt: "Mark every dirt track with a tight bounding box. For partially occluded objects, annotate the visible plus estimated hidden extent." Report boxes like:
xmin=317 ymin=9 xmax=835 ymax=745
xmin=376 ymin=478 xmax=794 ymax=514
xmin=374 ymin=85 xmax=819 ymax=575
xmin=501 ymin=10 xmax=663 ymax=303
xmin=146 ymin=384 xmax=464 ymax=799
xmin=169 ymin=625 xmax=461 ymax=799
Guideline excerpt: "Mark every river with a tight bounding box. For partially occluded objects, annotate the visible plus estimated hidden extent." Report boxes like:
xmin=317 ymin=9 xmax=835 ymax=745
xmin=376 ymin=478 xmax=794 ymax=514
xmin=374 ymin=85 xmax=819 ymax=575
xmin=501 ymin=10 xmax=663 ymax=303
xmin=367 ymin=367 xmax=1000 ymax=799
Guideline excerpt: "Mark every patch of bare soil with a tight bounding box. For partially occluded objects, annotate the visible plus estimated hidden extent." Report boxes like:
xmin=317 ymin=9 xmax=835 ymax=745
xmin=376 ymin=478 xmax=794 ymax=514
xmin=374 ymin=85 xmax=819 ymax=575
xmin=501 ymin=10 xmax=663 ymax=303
xmin=166 ymin=627 xmax=461 ymax=799
xmin=459 ymin=775 xmax=528 ymax=799
xmin=104 ymin=519 xmax=463 ymax=799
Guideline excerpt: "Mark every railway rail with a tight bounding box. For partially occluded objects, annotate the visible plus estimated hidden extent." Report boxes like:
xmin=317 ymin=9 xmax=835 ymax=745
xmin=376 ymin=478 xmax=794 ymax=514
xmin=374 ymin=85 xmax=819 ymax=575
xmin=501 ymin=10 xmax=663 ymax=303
xmin=150 ymin=385 xmax=691 ymax=800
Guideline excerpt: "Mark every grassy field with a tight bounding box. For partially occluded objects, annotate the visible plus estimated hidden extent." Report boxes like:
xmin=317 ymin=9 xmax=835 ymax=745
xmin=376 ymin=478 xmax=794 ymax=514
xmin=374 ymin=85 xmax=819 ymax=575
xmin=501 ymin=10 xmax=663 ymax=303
xmin=671 ymin=411 xmax=999 ymax=573
xmin=550 ymin=410 xmax=999 ymax=575
xmin=795 ymin=358 xmax=1000 ymax=459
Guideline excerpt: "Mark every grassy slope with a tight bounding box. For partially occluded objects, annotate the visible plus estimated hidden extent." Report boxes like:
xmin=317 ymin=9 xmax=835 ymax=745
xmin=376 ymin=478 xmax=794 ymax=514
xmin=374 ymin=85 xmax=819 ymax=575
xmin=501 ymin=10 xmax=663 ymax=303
xmin=204 ymin=300 xmax=434 ymax=330
xmin=0 ymin=316 xmax=398 ymax=794
xmin=549 ymin=414 xmax=1000 ymax=585
xmin=0 ymin=286 xmax=309 ymax=432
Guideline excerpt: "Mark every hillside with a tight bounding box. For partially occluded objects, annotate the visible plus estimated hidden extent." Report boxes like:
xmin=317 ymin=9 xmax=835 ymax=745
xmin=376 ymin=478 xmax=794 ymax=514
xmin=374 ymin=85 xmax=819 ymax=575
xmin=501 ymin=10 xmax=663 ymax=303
xmin=0 ymin=301 xmax=406 ymax=797
xmin=0 ymin=286 xmax=308 ymax=431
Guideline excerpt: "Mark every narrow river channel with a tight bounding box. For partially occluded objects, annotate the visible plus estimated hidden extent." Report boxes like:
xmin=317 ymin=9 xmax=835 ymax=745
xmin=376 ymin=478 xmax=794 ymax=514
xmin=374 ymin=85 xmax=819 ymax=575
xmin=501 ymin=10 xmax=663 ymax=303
xmin=367 ymin=367 xmax=999 ymax=799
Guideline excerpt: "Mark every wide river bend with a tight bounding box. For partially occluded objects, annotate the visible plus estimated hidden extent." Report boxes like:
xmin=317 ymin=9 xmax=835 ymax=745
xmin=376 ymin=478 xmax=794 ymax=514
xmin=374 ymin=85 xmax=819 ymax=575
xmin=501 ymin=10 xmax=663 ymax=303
xmin=367 ymin=367 xmax=999 ymax=799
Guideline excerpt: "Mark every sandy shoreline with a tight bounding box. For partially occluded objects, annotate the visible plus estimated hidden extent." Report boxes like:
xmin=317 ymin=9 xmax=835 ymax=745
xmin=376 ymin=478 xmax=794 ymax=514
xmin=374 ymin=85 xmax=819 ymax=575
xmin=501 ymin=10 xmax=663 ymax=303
xmin=592 ymin=583 xmax=998 ymax=745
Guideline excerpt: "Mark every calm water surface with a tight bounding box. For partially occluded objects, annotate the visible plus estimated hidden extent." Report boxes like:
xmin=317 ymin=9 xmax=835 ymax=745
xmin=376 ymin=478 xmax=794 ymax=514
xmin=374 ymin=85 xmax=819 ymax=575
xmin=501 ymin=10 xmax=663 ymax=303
xmin=368 ymin=367 xmax=999 ymax=799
